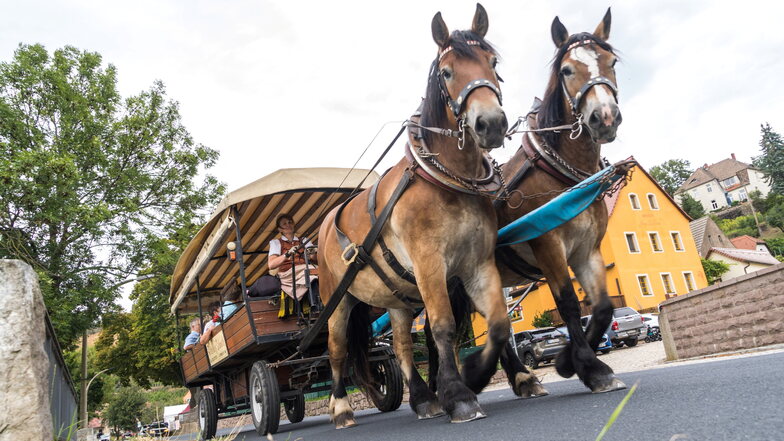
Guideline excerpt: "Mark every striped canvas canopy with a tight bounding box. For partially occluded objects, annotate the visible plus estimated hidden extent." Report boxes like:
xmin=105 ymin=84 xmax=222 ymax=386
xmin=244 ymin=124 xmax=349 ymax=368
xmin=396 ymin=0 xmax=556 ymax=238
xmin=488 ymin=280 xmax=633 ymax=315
xmin=169 ymin=168 xmax=379 ymax=314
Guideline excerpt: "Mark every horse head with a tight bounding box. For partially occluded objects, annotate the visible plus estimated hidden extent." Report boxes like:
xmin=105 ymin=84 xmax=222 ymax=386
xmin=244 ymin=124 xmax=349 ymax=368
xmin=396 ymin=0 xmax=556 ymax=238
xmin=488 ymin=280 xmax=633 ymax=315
xmin=547 ymin=8 xmax=621 ymax=144
xmin=425 ymin=3 xmax=507 ymax=150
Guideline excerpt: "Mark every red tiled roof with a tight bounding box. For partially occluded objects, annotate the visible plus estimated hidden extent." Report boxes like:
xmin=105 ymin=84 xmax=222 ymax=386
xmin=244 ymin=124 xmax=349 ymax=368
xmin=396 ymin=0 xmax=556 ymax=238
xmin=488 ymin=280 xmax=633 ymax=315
xmin=730 ymin=235 xmax=766 ymax=250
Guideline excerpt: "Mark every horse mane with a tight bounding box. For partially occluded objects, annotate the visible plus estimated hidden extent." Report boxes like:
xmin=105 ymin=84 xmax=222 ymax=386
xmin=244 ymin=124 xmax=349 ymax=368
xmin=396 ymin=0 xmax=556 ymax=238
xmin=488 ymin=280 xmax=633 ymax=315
xmin=420 ymin=30 xmax=498 ymax=147
xmin=537 ymin=32 xmax=615 ymax=149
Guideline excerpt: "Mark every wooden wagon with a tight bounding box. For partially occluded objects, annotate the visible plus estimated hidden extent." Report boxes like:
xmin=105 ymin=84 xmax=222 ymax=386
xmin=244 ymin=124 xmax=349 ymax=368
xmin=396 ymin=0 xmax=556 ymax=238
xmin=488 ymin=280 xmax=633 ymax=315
xmin=169 ymin=168 xmax=404 ymax=439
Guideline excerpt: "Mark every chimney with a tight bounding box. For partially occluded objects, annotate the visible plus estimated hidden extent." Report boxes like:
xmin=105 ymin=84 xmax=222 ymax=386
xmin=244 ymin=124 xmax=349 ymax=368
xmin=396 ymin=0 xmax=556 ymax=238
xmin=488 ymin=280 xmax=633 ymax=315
xmin=731 ymin=153 xmax=736 ymax=160
xmin=703 ymin=163 xmax=708 ymax=169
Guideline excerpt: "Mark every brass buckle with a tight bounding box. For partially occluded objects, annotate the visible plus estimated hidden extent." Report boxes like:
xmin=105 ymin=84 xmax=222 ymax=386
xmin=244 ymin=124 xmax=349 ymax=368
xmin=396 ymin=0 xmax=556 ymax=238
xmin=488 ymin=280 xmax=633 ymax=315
xmin=341 ymin=243 xmax=359 ymax=266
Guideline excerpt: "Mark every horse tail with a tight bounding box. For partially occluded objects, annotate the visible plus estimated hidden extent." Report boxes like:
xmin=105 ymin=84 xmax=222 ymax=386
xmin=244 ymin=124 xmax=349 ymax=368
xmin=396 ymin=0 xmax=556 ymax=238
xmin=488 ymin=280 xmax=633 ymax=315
xmin=346 ymin=301 xmax=381 ymax=400
xmin=448 ymin=277 xmax=475 ymax=346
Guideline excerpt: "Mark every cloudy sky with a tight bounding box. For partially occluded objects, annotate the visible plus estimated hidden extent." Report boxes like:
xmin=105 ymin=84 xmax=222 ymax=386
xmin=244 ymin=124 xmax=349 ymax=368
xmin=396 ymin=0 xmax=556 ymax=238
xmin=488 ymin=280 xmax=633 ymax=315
xmin=4 ymin=0 xmax=784 ymax=193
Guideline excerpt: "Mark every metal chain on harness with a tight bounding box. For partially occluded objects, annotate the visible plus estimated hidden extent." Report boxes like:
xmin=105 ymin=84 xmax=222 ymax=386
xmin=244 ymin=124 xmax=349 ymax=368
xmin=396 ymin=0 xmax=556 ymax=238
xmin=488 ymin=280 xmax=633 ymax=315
xmin=416 ymin=145 xmax=508 ymax=201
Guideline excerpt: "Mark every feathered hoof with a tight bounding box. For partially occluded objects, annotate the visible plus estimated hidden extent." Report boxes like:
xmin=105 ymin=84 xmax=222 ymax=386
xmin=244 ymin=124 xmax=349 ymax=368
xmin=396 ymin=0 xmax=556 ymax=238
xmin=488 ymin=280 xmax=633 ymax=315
xmin=590 ymin=375 xmax=626 ymax=394
xmin=329 ymin=395 xmax=357 ymax=429
xmin=449 ymin=401 xmax=486 ymax=423
xmin=333 ymin=415 xmax=357 ymax=429
xmin=512 ymin=372 xmax=549 ymax=398
xmin=415 ymin=401 xmax=446 ymax=419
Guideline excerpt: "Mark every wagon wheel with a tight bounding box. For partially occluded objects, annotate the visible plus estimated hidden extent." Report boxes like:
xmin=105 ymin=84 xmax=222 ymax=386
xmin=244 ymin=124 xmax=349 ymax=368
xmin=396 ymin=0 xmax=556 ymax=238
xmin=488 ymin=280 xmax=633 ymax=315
xmin=250 ymin=361 xmax=281 ymax=436
xmin=369 ymin=348 xmax=403 ymax=412
xmin=284 ymin=390 xmax=305 ymax=423
xmin=197 ymin=388 xmax=218 ymax=440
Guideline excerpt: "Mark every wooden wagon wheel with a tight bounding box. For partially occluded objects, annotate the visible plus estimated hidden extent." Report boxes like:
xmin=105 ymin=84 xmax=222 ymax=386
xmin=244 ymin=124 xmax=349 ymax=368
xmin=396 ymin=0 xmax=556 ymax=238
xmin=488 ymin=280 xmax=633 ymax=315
xmin=250 ymin=361 xmax=281 ymax=436
xmin=284 ymin=390 xmax=306 ymax=423
xmin=197 ymin=388 xmax=218 ymax=440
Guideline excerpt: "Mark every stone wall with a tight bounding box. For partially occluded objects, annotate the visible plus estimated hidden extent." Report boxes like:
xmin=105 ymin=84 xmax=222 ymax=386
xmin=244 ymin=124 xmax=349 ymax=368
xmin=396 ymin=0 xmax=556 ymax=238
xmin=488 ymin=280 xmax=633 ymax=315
xmin=659 ymin=263 xmax=784 ymax=360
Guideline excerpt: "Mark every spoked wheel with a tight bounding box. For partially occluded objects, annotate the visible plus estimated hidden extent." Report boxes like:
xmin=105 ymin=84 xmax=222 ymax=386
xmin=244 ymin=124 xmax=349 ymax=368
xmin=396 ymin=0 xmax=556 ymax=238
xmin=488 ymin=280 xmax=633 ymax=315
xmin=284 ymin=390 xmax=305 ymax=423
xmin=250 ymin=361 xmax=280 ymax=436
xmin=197 ymin=388 xmax=218 ymax=440
xmin=523 ymin=352 xmax=538 ymax=369
xmin=369 ymin=348 xmax=403 ymax=412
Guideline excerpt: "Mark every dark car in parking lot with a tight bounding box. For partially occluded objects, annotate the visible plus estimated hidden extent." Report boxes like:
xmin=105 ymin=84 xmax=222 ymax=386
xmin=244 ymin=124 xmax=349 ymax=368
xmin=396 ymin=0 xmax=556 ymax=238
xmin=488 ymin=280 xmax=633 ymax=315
xmin=512 ymin=327 xmax=568 ymax=369
xmin=555 ymin=326 xmax=613 ymax=354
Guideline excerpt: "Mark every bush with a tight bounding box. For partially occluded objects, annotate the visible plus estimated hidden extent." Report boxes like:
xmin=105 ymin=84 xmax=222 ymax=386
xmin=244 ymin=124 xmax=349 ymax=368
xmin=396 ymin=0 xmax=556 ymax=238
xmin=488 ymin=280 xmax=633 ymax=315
xmin=701 ymin=258 xmax=730 ymax=284
xmin=532 ymin=311 xmax=554 ymax=328
xmin=715 ymin=215 xmax=758 ymax=238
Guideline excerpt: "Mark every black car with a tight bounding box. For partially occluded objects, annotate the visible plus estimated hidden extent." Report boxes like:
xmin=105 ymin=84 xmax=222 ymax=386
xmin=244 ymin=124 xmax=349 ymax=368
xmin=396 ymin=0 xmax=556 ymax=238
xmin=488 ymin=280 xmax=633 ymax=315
xmin=146 ymin=421 xmax=168 ymax=437
xmin=512 ymin=327 xmax=568 ymax=368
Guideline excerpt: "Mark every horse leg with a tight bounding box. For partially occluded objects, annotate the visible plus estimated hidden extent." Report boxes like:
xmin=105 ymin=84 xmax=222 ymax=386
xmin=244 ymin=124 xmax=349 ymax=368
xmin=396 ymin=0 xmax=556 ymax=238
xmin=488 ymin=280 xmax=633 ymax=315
xmin=419 ymin=274 xmax=484 ymax=423
xmin=423 ymin=315 xmax=439 ymax=393
xmin=327 ymin=297 xmax=357 ymax=429
xmin=499 ymin=341 xmax=549 ymax=398
xmin=559 ymin=249 xmax=625 ymax=392
xmin=458 ymin=264 xmax=511 ymax=394
xmin=534 ymin=243 xmax=617 ymax=392
xmin=388 ymin=309 xmax=444 ymax=419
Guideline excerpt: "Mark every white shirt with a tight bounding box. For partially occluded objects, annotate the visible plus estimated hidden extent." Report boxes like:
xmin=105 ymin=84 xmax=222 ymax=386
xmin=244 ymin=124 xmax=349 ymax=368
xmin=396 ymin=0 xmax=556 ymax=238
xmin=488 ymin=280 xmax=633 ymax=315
xmin=268 ymin=235 xmax=314 ymax=256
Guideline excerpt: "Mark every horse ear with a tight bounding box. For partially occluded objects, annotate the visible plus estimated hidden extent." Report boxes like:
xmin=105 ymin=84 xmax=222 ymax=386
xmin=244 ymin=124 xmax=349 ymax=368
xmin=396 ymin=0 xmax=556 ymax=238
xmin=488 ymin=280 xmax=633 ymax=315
xmin=472 ymin=3 xmax=489 ymax=38
xmin=432 ymin=11 xmax=450 ymax=48
xmin=551 ymin=16 xmax=569 ymax=48
xmin=593 ymin=8 xmax=611 ymax=41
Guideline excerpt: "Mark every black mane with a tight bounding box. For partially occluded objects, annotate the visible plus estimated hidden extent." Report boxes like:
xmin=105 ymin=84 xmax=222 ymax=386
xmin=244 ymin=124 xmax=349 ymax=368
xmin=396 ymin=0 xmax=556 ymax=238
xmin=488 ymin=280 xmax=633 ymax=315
xmin=537 ymin=32 xmax=615 ymax=148
xmin=420 ymin=30 xmax=498 ymax=147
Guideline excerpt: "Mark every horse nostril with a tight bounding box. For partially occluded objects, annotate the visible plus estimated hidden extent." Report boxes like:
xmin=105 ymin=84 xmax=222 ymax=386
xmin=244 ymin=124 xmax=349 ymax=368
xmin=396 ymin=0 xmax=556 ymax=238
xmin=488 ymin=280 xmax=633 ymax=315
xmin=475 ymin=116 xmax=487 ymax=134
xmin=614 ymin=109 xmax=623 ymax=126
xmin=589 ymin=110 xmax=602 ymax=128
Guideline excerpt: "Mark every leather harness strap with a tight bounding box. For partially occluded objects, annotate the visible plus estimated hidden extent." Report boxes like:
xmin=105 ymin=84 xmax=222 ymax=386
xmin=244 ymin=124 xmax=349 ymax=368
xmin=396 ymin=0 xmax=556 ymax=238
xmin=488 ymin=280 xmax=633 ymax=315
xmin=368 ymin=177 xmax=418 ymax=286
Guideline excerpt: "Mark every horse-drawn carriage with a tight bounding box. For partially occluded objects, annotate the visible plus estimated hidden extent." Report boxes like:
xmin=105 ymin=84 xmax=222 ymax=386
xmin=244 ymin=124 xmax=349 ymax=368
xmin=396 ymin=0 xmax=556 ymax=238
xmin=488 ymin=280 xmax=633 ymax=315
xmin=169 ymin=168 xmax=404 ymax=439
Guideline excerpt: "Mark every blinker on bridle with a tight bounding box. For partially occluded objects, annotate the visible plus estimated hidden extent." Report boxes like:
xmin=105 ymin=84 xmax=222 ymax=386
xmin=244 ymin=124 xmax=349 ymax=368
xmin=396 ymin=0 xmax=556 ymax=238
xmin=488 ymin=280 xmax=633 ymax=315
xmin=561 ymin=38 xmax=618 ymax=140
xmin=437 ymin=40 xmax=503 ymax=149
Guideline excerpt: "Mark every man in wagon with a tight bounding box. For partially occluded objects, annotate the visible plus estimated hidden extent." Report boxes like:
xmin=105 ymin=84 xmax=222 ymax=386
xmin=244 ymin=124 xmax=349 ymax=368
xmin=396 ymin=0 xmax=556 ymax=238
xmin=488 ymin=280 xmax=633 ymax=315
xmin=182 ymin=318 xmax=201 ymax=351
xmin=268 ymin=213 xmax=318 ymax=303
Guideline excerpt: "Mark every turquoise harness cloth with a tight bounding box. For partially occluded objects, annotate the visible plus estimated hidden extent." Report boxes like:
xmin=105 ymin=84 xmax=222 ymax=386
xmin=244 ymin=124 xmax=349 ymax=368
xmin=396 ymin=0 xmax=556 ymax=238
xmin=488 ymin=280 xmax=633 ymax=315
xmin=496 ymin=164 xmax=625 ymax=247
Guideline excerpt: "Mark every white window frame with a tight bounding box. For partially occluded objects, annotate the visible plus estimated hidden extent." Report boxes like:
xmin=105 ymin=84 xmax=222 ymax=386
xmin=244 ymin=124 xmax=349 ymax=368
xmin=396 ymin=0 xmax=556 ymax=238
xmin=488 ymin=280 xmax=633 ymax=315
xmin=683 ymin=271 xmax=696 ymax=293
xmin=660 ymin=272 xmax=676 ymax=295
xmin=739 ymin=188 xmax=748 ymax=201
xmin=646 ymin=193 xmax=660 ymax=210
xmin=670 ymin=231 xmax=685 ymax=252
xmin=706 ymin=183 xmax=713 ymax=193
xmin=648 ymin=231 xmax=664 ymax=253
xmin=637 ymin=274 xmax=653 ymax=297
xmin=625 ymin=232 xmax=641 ymax=254
xmin=628 ymin=193 xmax=641 ymax=210
xmin=711 ymin=200 xmax=718 ymax=209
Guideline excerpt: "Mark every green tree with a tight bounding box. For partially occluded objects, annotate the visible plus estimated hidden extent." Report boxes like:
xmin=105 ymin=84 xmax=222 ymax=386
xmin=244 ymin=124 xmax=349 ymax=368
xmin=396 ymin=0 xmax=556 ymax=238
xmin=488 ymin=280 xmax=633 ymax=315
xmin=532 ymin=310 xmax=554 ymax=328
xmin=679 ymin=193 xmax=706 ymax=219
xmin=765 ymin=204 xmax=784 ymax=230
xmin=715 ymin=215 xmax=759 ymax=238
xmin=701 ymin=258 xmax=730 ymax=285
xmin=753 ymin=123 xmax=784 ymax=194
xmin=650 ymin=159 xmax=693 ymax=196
xmin=104 ymin=386 xmax=146 ymax=433
xmin=766 ymin=237 xmax=784 ymax=257
xmin=0 ymin=44 xmax=224 ymax=350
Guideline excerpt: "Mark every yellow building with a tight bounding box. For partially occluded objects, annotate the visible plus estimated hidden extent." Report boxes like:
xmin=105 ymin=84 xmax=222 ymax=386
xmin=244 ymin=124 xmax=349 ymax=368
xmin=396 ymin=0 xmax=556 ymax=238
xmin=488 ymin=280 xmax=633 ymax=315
xmin=473 ymin=162 xmax=709 ymax=342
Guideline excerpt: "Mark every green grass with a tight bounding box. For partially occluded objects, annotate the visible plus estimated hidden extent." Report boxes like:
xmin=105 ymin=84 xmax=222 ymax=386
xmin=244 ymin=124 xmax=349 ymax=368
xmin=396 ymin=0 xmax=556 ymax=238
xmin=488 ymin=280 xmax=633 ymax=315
xmin=595 ymin=381 xmax=639 ymax=441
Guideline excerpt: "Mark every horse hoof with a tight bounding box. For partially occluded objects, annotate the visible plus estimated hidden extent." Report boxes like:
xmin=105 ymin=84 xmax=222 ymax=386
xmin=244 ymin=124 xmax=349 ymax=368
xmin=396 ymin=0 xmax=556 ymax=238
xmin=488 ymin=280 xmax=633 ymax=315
xmin=513 ymin=372 xmax=549 ymax=398
xmin=415 ymin=402 xmax=446 ymax=419
xmin=334 ymin=415 xmax=357 ymax=429
xmin=449 ymin=401 xmax=486 ymax=423
xmin=591 ymin=376 xmax=626 ymax=394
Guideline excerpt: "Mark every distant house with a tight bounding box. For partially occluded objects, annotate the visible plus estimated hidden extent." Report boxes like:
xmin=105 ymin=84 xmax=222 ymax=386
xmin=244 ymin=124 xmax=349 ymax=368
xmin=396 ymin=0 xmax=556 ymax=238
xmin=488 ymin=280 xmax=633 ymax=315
xmin=706 ymin=247 xmax=780 ymax=281
xmin=689 ymin=216 xmax=735 ymax=258
xmin=472 ymin=161 xmax=708 ymax=339
xmin=730 ymin=235 xmax=771 ymax=254
xmin=675 ymin=154 xmax=771 ymax=213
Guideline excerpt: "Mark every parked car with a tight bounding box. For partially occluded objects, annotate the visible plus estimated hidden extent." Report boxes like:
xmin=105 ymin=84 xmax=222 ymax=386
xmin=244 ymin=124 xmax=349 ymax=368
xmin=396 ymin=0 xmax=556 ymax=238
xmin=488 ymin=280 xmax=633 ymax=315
xmin=581 ymin=307 xmax=646 ymax=348
xmin=555 ymin=326 xmax=613 ymax=354
xmin=146 ymin=421 xmax=169 ymax=437
xmin=641 ymin=313 xmax=660 ymax=330
xmin=512 ymin=327 xmax=568 ymax=369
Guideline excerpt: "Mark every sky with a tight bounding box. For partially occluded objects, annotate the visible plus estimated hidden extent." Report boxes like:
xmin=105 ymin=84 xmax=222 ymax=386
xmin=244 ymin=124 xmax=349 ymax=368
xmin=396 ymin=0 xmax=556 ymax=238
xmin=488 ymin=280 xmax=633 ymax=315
xmin=3 ymin=0 xmax=784 ymax=308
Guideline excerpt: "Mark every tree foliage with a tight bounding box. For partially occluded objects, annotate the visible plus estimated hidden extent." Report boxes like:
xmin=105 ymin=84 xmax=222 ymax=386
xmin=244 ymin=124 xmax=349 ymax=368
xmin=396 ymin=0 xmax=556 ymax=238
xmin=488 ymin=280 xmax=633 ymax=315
xmin=650 ymin=159 xmax=693 ymax=196
xmin=104 ymin=386 xmax=146 ymax=432
xmin=679 ymin=193 xmax=706 ymax=220
xmin=753 ymin=123 xmax=784 ymax=194
xmin=714 ymin=215 xmax=758 ymax=238
xmin=532 ymin=310 xmax=554 ymax=328
xmin=701 ymin=258 xmax=730 ymax=285
xmin=0 ymin=44 xmax=224 ymax=349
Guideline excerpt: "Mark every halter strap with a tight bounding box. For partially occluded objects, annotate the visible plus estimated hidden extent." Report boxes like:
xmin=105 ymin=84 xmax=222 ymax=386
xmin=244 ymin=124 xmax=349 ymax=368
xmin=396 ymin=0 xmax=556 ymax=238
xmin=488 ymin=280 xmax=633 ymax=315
xmin=561 ymin=39 xmax=618 ymax=115
xmin=436 ymin=40 xmax=503 ymax=119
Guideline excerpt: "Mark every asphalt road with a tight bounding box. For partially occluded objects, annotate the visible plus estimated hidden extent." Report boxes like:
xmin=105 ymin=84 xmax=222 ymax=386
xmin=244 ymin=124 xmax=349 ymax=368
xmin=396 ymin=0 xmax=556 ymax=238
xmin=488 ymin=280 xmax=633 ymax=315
xmin=179 ymin=350 xmax=784 ymax=441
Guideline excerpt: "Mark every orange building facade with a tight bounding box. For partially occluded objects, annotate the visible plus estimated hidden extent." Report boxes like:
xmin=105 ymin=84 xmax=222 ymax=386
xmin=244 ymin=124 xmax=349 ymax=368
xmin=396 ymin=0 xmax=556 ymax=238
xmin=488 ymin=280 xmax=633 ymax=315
xmin=473 ymin=163 xmax=709 ymax=343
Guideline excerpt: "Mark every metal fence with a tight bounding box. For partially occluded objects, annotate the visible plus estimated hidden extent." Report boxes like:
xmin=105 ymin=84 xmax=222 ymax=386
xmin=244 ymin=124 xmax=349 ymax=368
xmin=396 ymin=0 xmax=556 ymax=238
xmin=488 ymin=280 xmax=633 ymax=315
xmin=45 ymin=312 xmax=78 ymax=440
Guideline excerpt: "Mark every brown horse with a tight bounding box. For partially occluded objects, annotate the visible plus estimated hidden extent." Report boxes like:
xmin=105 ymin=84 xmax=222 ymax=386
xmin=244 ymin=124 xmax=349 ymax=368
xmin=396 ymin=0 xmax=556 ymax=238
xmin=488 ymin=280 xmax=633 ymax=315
xmin=426 ymin=8 xmax=627 ymax=397
xmin=318 ymin=4 xmax=510 ymax=428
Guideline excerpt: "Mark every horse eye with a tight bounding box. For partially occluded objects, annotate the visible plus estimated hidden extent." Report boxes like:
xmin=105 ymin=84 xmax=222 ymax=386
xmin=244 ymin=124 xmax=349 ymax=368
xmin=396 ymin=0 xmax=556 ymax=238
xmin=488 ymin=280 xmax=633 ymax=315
xmin=611 ymin=58 xmax=618 ymax=68
xmin=491 ymin=57 xmax=498 ymax=69
xmin=440 ymin=68 xmax=452 ymax=80
xmin=560 ymin=66 xmax=573 ymax=76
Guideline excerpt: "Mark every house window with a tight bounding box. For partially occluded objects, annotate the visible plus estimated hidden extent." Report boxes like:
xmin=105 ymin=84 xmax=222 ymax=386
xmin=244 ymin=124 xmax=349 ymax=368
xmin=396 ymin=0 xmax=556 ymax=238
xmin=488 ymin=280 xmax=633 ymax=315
xmin=625 ymin=233 xmax=640 ymax=253
xmin=707 ymin=183 xmax=713 ymax=193
xmin=739 ymin=188 xmax=748 ymax=201
xmin=660 ymin=273 xmax=676 ymax=295
xmin=711 ymin=200 xmax=718 ymax=209
xmin=648 ymin=232 xmax=663 ymax=252
xmin=671 ymin=231 xmax=684 ymax=251
xmin=683 ymin=272 xmax=696 ymax=292
xmin=647 ymin=193 xmax=659 ymax=210
xmin=637 ymin=274 xmax=653 ymax=296
xmin=722 ymin=176 xmax=738 ymax=187
xmin=629 ymin=193 xmax=641 ymax=210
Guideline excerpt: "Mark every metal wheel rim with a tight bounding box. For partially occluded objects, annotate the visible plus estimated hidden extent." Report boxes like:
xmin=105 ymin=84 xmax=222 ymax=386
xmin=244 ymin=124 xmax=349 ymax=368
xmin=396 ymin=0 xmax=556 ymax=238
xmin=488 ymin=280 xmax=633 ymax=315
xmin=376 ymin=363 xmax=388 ymax=396
xmin=251 ymin=376 xmax=264 ymax=422
xmin=198 ymin=394 xmax=206 ymax=431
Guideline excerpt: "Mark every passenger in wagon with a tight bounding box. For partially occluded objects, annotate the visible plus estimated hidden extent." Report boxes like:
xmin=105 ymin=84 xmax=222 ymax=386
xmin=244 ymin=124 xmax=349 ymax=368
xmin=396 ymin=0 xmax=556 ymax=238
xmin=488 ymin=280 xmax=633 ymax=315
xmin=268 ymin=213 xmax=318 ymax=301
xmin=199 ymin=301 xmax=222 ymax=345
xmin=183 ymin=318 xmax=201 ymax=351
xmin=220 ymin=281 xmax=243 ymax=319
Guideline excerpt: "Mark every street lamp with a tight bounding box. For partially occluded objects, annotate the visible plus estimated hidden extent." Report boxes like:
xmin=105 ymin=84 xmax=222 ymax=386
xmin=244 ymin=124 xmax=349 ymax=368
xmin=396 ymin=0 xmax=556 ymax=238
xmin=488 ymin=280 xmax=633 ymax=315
xmin=80 ymin=274 xmax=157 ymax=429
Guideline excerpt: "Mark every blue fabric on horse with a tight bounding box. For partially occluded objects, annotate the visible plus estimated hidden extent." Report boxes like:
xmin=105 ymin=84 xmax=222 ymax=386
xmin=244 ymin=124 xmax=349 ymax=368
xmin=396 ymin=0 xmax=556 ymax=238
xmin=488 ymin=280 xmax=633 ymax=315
xmin=496 ymin=164 xmax=625 ymax=247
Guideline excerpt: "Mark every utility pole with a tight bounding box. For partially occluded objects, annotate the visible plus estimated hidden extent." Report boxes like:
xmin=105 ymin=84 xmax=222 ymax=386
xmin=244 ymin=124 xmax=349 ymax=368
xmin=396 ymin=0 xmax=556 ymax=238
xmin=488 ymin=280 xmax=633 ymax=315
xmin=748 ymin=200 xmax=763 ymax=237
